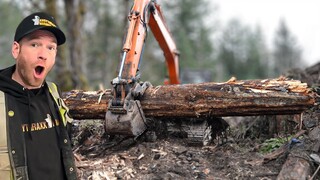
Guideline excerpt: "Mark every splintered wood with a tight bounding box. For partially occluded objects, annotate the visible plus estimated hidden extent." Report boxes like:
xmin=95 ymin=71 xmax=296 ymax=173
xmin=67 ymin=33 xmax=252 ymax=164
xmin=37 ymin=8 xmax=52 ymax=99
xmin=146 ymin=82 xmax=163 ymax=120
xmin=62 ymin=77 xmax=315 ymax=120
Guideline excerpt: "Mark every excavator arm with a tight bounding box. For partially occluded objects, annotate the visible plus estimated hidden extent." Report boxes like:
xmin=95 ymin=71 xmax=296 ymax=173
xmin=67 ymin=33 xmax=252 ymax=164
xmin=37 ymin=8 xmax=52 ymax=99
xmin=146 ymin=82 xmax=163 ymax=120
xmin=105 ymin=0 xmax=180 ymax=136
xmin=116 ymin=0 xmax=179 ymax=84
xmin=149 ymin=3 xmax=180 ymax=84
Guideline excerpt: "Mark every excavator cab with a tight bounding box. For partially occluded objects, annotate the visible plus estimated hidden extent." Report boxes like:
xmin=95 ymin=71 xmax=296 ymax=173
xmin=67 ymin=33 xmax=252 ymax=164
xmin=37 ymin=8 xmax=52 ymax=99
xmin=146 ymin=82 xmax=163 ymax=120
xmin=105 ymin=0 xmax=180 ymax=137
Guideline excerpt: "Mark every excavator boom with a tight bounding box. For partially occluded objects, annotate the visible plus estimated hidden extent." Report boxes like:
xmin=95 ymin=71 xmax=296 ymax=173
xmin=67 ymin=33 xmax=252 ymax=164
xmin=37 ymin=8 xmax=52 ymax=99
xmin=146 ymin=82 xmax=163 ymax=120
xmin=149 ymin=3 xmax=180 ymax=84
xmin=105 ymin=0 xmax=180 ymax=136
xmin=118 ymin=0 xmax=180 ymax=84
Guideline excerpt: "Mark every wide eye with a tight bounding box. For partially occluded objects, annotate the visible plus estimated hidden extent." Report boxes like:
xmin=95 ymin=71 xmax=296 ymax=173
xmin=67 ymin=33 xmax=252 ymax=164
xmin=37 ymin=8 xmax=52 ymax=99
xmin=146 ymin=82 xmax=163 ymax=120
xmin=48 ymin=46 xmax=56 ymax=51
xmin=31 ymin=43 xmax=39 ymax=47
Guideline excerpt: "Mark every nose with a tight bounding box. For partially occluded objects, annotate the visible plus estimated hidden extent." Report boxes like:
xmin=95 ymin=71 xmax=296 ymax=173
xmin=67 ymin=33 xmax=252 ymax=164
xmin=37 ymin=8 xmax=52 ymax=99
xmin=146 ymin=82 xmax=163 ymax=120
xmin=38 ymin=47 xmax=48 ymax=61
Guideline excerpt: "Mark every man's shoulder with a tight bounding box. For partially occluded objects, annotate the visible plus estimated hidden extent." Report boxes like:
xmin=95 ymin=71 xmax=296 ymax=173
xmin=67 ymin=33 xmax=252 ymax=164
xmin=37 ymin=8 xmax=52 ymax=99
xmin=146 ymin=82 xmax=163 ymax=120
xmin=46 ymin=81 xmax=62 ymax=99
xmin=0 ymin=65 xmax=15 ymax=77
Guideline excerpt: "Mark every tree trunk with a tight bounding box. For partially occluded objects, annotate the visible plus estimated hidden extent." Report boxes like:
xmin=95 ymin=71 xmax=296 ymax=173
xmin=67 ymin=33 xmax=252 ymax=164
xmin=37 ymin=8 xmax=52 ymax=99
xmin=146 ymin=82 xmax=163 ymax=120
xmin=64 ymin=0 xmax=89 ymax=90
xmin=62 ymin=78 xmax=315 ymax=120
xmin=44 ymin=1 xmax=73 ymax=91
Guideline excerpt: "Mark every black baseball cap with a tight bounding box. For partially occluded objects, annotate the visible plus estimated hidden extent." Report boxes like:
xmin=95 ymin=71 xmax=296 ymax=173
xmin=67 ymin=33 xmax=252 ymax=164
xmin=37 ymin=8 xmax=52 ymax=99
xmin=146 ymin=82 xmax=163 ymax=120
xmin=14 ymin=12 xmax=66 ymax=45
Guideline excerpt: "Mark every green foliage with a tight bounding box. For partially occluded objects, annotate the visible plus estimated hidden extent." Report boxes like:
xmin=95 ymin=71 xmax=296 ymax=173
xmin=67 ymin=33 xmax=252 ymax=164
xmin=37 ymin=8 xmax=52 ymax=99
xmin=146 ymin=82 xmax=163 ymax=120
xmin=217 ymin=19 xmax=270 ymax=81
xmin=272 ymin=19 xmax=304 ymax=76
xmin=259 ymin=137 xmax=288 ymax=154
xmin=245 ymin=27 xmax=269 ymax=78
xmin=162 ymin=0 xmax=216 ymax=74
xmin=0 ymin=2 xmax=23 ymax=68
xmin=259 ymin=135 xmax=303 ymax=154
xmin=85 ymin=1 xmax=125 ymax=88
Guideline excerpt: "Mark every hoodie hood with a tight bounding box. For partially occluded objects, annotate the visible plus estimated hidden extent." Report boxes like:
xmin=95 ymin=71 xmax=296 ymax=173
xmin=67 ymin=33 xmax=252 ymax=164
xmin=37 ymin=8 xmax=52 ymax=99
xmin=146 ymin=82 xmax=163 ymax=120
xmin=0 ymin=65 xmax=29 ymax=102
xmin=0 ymin=65 xmax=47 ymax=106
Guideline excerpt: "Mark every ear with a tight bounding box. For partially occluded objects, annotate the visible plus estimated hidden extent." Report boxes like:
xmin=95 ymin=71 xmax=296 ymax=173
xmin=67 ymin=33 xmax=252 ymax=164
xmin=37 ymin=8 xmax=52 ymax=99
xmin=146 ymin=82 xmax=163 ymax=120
xmin=12 ymin=41 xmax=20 ymax=59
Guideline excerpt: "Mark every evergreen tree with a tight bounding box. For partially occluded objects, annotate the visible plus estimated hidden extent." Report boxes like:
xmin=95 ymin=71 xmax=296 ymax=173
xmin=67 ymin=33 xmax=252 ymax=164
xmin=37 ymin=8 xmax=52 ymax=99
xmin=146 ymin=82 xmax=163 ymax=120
xmin=217 ymin=19 xmax=249 ymax=80
xmin=162 ymin=0 xmax=216 ymax=70
xmin=217 ymin=19 xmax=270 ymax=80
xmin=272 ymin=19 xmax=303 ymax=76
xmin=245 ymin=26 xmax=269 ymax=79
xmin=0 ymin=2 xmax=23 ymax=68
xmin=85 ymin=0 xmax=126 ymax=89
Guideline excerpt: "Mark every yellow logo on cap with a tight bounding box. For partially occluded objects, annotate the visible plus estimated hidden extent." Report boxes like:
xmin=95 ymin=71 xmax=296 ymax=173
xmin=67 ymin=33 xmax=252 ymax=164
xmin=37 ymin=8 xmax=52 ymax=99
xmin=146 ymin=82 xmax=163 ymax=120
xmin=32 ymin=15 xmax=56 ymax=27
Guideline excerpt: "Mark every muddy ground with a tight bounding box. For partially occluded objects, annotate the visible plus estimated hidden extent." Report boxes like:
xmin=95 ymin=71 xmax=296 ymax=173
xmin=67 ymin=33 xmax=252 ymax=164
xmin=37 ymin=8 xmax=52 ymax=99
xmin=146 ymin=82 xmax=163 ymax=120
xmin=68 ymin=63 xmax=320 ymax=180
xmin=71 ymin=103 xmax=320 ymax=180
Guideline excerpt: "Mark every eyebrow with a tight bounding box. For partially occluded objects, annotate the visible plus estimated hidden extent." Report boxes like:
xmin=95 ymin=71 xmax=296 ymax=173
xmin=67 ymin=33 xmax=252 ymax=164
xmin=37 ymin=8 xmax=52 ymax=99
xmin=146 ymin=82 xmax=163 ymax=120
xmin=22 ymin=31 xmax=57 ymax=44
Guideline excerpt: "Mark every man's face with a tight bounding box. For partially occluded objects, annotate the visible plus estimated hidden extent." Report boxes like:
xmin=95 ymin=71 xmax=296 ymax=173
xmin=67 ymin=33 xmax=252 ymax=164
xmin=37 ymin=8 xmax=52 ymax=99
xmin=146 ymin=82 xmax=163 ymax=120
xmin=11 ymin=30 xmax=58 ymax=89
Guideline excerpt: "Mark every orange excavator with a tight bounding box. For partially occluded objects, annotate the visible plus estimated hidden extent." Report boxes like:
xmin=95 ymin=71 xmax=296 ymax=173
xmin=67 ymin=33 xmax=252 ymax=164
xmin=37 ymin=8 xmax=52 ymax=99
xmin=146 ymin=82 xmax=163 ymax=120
xmin=105 ymin=0 xmax=180 ymax=136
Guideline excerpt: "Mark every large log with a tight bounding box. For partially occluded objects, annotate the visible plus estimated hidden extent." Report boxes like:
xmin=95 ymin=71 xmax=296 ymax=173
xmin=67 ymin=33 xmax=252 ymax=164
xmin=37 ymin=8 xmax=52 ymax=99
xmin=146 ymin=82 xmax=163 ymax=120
xmin=62 ymin=78 xmax=315 ymax=120
xmin=277 ymin=151 xmax=311 ymax=180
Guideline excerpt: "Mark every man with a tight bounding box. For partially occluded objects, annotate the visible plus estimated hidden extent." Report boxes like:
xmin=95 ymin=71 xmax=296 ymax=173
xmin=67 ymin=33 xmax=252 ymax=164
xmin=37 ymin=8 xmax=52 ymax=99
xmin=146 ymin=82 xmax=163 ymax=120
xmin=0 ymin=12 xmax=78 ymax=180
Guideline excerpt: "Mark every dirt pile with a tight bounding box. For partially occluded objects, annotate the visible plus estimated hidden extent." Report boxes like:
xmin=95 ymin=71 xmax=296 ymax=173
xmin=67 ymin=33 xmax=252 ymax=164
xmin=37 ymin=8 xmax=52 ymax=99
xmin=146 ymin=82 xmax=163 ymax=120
xmin=72 ymin=117 xmax=311 ymax=180
xmin=72 ymin=63 xmax=320 ymax=180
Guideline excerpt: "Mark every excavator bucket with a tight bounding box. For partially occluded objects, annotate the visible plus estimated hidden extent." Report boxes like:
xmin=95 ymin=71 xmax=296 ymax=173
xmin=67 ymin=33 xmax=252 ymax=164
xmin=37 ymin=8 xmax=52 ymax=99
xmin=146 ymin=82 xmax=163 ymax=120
xmin=105 ymin=99 xmax=147 ymax=137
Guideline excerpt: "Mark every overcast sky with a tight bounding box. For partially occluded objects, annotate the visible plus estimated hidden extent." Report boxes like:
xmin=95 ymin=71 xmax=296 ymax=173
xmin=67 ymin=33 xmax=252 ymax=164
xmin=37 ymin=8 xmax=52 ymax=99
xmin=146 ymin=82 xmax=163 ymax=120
xmin=212 ymin=0 xmax=320 ymax=66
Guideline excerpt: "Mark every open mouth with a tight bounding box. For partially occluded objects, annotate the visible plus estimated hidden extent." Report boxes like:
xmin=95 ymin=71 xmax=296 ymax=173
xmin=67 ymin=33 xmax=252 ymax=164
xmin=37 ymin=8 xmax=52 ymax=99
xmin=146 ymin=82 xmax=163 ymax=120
xmin=35 ymin=66 xmax=44 ymax=75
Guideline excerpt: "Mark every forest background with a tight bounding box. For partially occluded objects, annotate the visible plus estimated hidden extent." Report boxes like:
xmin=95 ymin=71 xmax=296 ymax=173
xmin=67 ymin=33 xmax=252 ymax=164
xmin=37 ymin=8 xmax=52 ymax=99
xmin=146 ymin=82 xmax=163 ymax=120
xmin=0 ymin=0 xmax=308 ymax=91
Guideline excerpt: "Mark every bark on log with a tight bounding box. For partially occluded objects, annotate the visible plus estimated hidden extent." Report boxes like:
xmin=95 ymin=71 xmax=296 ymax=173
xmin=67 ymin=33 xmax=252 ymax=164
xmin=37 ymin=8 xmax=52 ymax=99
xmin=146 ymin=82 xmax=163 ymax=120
xmin=276 ymin=146 xmax=311 ymax=180
xmin=62 ymin=78 xmax=315 ymax=120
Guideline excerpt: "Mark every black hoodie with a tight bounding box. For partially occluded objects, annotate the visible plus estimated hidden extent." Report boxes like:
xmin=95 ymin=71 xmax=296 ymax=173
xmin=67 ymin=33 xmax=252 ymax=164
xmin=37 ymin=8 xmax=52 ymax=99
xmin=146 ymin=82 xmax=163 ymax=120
xmin=0 ymin=65 xmax=67 ymax=180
